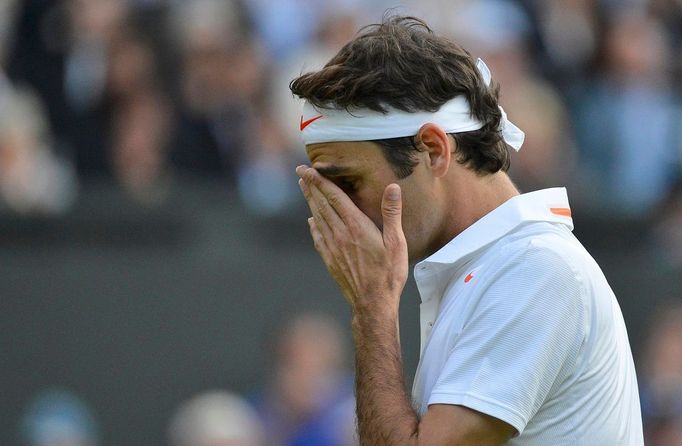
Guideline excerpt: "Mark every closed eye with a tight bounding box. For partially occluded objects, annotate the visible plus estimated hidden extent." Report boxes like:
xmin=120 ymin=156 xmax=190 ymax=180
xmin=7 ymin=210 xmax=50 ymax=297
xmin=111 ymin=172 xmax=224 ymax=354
xmin=333 ymin=177 xmax=358 ymax=194
xmin=312 ymin=167 xmax=359 ymax=194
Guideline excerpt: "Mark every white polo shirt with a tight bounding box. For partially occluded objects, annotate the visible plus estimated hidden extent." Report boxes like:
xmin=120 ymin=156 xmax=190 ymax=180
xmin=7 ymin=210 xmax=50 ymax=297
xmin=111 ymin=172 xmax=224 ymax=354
xmin=412 ymin=188 xmax=643 ymax=445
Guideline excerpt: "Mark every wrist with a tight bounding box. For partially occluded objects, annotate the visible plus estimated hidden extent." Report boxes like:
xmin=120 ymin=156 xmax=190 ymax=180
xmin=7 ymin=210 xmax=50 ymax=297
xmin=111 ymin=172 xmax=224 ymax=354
xmin=351 ymin=305 xmax=400 ymax=338
xmin=351 ymin=298 xmax=399 ymax=324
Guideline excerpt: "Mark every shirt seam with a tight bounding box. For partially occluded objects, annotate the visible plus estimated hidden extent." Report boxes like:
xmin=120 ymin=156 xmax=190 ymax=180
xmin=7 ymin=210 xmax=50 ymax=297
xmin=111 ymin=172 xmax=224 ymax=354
xmin=428 ymin=390 xmax=528 ymax=432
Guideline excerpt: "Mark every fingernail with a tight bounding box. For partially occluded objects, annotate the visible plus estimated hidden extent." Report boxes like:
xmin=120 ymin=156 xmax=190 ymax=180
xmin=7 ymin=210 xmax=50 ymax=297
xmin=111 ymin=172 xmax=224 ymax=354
xmin=388 ymin=185 xmax=400 ymax=201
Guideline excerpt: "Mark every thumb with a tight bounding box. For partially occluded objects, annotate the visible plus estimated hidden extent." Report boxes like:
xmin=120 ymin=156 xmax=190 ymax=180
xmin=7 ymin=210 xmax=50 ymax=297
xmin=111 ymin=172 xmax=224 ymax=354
xmin=382 ymin=184 xmax=404 ymax=246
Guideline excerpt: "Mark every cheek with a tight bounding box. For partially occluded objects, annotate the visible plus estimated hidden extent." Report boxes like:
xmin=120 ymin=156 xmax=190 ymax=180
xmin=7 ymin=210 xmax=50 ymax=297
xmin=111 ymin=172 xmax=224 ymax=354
xmin=351 ymin=190 xmax=384 ymax=228
xmin=399 ymin=193 xmax=433 ymax=256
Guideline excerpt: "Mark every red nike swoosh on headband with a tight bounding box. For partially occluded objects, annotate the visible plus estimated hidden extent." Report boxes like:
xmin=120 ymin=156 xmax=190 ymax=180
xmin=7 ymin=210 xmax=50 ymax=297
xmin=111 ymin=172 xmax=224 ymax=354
xmin=300 ymin=114 xmax=323 ymax=131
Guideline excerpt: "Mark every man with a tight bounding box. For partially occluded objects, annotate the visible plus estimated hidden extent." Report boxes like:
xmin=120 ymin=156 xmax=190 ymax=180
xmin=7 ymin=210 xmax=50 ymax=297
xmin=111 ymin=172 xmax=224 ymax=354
xmin=251 ymin=313 xmax=357 ymax=446
xmin=168 ymin=391 xmax=264 ymax=446
xmin=292 ymin=16 xmax=643 ymax=445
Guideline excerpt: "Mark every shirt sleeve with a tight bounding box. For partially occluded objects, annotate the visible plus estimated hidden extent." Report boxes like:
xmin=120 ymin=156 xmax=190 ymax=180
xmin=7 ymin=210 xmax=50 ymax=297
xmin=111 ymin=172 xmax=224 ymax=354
xmin=427 ymin=241 xmax=587 ymax=435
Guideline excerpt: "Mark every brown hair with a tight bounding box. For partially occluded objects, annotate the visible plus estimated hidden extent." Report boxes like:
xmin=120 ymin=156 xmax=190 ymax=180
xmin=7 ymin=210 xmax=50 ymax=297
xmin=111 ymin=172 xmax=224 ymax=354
xmin=290 ymin=15 xmax=511 ymax=178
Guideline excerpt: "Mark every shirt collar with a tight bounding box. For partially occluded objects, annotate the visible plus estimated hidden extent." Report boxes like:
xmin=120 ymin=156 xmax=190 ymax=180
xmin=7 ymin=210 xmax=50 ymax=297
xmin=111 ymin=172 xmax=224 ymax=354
xmin=415 ymin=187 xmax=573 ymax=273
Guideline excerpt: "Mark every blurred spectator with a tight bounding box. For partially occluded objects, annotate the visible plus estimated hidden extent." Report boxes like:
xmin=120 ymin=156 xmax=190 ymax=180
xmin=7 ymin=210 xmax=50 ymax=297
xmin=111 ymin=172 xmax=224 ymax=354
xmin=234 ymin=118 xmax=301 ymax=215
xmin=168 ymin=390 xmax=265 ymax=446
xmin=251 ymin=10 xmax=363 ymax=215
xmin=0 ymin=70 xmax=77 ymax=214
xmin=168 ymin=0 xmax=301 ymax=214
xmin=639 ymin=302 xmax=682 ymax=445
xmin=249 ymin=2 xmax=408 ymax=215
xmin=244 ymin=0 xmax=322 ymax=62
xmin=445 ymin=0 xmax=577 ymax=192
xmin=7 ymin=0 xmax=172 ymax=205
xmin=650 ymin=0 xmax=682 ymax=83
xmin=651 ymin=183 xmax=682 ymax=268
xmin=107 ymin=32 xmax=171 ymax=204
xmin=20 ymin=388 xmax=99 ymax=446
xmin=251 ymin=313 xmax=357 ymax=446
xmin=400 ymin=0 xmax=475 ymax=33
xmin=244 ymin=0 xmax=386 ymax=62
xmin=270 ymin=11 xmax=362 ymax=150
xmin=62 ymin=0 xmax=129 ymax=176
xmin=6 ymin=0 xmax=72 ymax=151
xmin=64 ymin=0 xmax=128 ymax=114
xmin=0 ymin=0 xmax=20 ymax=66
xmin=532 ymin=0 xmax=599 ymax=87
xmin=168 ymin=0 xmax=257 ymax=179
xmin=572 ymin=10 xmax=681 ymax=218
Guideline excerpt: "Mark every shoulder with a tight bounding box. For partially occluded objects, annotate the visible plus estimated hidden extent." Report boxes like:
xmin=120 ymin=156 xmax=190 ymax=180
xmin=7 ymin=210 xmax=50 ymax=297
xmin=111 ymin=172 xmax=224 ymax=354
xmin=468 ymin=225 xmax=590 ymax=324
xmin=487 ymin=224 xmax=586 ymax=287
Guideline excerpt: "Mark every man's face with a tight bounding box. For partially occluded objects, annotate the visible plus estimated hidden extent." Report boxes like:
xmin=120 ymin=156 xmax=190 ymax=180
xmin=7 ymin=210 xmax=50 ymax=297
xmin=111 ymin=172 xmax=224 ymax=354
xmin=306 ymin=141 xmax=440 ymax=263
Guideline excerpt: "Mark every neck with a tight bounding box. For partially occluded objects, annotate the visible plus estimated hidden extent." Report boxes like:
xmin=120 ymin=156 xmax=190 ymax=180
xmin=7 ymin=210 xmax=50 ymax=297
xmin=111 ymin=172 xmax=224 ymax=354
xmin=432 ymin=169 xmax=519 ymax=254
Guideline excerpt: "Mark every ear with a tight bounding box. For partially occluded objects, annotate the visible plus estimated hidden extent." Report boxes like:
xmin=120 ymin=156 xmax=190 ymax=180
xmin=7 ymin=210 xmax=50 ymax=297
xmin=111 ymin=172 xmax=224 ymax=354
xmin=415 ymin=123 xmax=452 ymax=178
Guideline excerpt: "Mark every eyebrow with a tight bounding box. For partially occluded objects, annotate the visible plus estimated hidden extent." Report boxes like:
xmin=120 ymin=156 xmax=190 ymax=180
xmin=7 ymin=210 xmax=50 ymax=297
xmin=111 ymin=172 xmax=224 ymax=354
xmin=313 ymin=165 xmax=351 ymax=177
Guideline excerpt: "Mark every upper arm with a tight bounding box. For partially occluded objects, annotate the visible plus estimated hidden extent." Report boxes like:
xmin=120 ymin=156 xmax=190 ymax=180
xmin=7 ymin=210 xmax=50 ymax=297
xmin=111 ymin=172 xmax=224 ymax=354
xmin=418 ymin=404 xmax=516 ymax=446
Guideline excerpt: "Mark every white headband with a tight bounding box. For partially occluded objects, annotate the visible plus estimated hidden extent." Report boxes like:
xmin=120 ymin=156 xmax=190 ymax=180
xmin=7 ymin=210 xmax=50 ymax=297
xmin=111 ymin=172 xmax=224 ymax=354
xmin=299 ymin=58 xmax=524 ymax=151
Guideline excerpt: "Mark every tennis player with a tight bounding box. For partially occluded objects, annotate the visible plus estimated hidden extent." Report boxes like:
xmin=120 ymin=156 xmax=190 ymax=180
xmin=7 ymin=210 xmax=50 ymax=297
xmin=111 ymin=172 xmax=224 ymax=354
xmin=293 ymin=16 xmax=643 ymax=445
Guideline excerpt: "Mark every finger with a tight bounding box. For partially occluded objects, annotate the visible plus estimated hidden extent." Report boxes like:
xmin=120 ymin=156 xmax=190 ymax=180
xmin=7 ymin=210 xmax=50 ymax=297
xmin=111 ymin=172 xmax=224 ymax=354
xmin=299 ymin=178 xmax=337 ymax=247
xmin=295 ymin=164 xmax=309 ymax=178
xmin=308 ymin=217 xmax=335 ymax=268
xmin=309 ymin=181 xmax=345 ymax=235
xmin=299 ymin=174 xmax=338 ymax=226
xmin=310 ymin=217 xmax=355 ymax=305
xmin=302 ymin=168 xmax=365 ymax=239
xmin=299 ymin=177 xmax=322 ymax=220
xmin=381 ymin=184 xmax=406 ymax=249
xmin=302 ymin=168 xmax=364 ymax=225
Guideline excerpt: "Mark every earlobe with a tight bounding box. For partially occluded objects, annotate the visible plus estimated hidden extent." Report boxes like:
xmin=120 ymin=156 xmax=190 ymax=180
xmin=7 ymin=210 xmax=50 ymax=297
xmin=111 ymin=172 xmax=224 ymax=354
xmin=416 ymin=123 xmax=451 ymax=178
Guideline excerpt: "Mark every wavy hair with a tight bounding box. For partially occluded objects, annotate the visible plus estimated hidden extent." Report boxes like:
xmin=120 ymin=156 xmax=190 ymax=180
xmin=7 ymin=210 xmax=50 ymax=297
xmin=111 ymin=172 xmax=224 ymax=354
xmin=290 ymin=15 xmax=511 ymax=177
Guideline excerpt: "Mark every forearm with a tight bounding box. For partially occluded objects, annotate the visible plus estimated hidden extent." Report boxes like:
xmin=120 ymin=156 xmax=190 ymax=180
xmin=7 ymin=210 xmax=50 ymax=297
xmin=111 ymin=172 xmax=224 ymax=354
xmin=352 ymin=309 xmax=420 ymax=446
xmin=296 ymin=168 xmax=418 ymax=443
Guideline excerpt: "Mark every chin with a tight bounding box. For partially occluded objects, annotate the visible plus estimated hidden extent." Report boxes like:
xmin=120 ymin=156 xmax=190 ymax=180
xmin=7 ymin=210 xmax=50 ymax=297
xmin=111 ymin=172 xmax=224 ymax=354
xmin=406 ymin=244 xmax=426 ymax=266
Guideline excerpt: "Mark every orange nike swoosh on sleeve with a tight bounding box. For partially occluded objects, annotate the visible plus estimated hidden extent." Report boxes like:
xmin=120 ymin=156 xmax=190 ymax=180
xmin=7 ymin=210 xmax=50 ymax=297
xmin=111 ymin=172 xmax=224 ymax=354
xmin=550 ymin=207 xmax=572 ymax=217
xmin=300 ymin=114 xmax=323 ymax=131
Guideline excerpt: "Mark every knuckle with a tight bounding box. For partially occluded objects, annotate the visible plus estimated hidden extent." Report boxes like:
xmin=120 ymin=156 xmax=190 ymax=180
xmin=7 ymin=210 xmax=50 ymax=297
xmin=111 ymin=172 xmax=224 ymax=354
xmin=305 ymin=170 xmax=319 ymax=185
xmin=319 ymin=198 xmax=332 ymax=214
xmin=385 ymin=233 xmax=400 ymax=247
xmin=312 ymin=234 xmax=324 ymax=251
xmin=310 ymin=222 xmax=321 ymax=239
xmin=383 ymin=206 xmax=401 ymax=218
xmin=346 ymin=219 xmax=360 ymax=235
xmin=314 ymin=202 xmax=327 ymax=218
xmin=328 ymin=193 xmax=342 ymax=208
xmin=334 ymin=232 xmax=348 ymax=248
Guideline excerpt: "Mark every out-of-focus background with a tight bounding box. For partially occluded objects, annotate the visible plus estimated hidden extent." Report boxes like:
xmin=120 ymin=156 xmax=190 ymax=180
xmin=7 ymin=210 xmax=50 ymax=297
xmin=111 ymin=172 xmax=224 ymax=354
xmin=1 ymin=0 xmax=681 ymax=445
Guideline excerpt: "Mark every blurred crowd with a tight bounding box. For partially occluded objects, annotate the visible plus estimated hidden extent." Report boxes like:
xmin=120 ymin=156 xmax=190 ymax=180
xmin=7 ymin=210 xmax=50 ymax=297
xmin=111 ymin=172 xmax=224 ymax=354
xmin=20 ymin=313 xmax=358 ymax=446
xmin=17 ymin=305 xmax=682 ymax=446
xmin=0 ymin=0 xmax=679 ymax=212
xmin=0 ymin=0 xmax=681 ymax=251
xmin=2 ymin=0 xmax=682 ymax=444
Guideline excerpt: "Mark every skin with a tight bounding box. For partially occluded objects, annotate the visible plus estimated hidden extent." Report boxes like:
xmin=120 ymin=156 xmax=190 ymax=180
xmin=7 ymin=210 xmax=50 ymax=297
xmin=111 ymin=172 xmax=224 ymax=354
xmin=296 ymin=123 xmax=519 ymax=446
